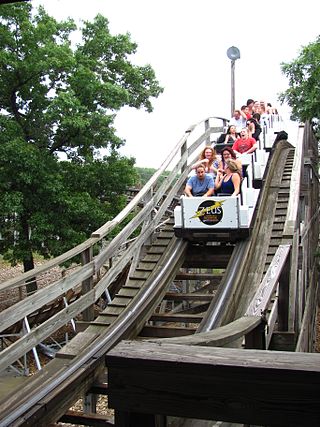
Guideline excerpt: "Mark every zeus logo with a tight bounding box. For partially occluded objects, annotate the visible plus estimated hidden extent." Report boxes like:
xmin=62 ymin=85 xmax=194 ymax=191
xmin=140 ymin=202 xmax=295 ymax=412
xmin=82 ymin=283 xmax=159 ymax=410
xmin=191 ymin=200 xmax=225 ymax=219
xmin=191 ymin=199 xmax=225 ymax=226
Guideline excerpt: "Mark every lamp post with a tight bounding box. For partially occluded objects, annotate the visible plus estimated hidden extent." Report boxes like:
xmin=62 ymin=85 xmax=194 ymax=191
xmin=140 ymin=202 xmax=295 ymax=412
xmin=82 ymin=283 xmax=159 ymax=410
xmin=226 ymin=46 xmax=240 ymax=116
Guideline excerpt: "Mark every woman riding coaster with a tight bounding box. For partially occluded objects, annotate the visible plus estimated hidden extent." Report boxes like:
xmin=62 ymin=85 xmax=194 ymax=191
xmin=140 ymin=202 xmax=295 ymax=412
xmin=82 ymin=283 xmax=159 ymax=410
xmin=191 ymin=146 xmax=219 ymax=180
xmin=215 ymin=158 xmax=241 ymax=197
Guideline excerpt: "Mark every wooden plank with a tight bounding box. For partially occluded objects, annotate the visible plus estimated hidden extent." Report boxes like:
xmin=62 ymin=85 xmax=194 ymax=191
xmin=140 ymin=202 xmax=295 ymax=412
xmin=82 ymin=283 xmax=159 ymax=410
xmin=183 ymin=248 xmax=232 ymax=269
xmin=124 ymin=279 xmax=145 ymax=287
xmin=152 ymin=240 xmax=172 ymax=246
xmin=283 ymin=127 xmax=303 ymax=237
xmin=268 ymin=332 xmax=296 ymax=351
xmin=172 ymin=303 xmax=210 ymax=315
xmin=266 ymin=298 xmax=279 ymax=349
xmin=296 ymin=265 xmax=318 ymax=352
xmin=89 ymin=378 xmax=109 ymax=395
xmin=129 ymin=270 xmax=150 ymax=279
xmin=164 ymin=293 xmax=213 ymax=302
xmin=107 ymin=302 xmax=128 ymax=308
xmin=0 ymin=237 xmax=98 ymax=292
xmin=112 ymin=296 xmax=132 ymax=305
xmin=107 ymin=340 xmax=320 ymax=427
xmin=143 ymin=254 xmax=162 ymax=262
xmin=155 ymin=316 xmax=261 ymax=348
xmin=117 ymin=288 xmax=139 ymax=297
xmin=0 ymin=291 xmax=96 ymax=372
xmin=150 ymin=313 xmax=203 ymax=323
xmin=137 ymin=261 xmax=157 ymax=270
xmin=60 ymin=410 xmax=114 ymax=426
xmin=56 ymin=332 xmax=100 ymax=359
xmin=245 ymin=245 xmax=291 ymax=317
xmin=146 ymin=247 xmax=167 ymax=254
xmin=288 ymin=231 xmax=299 ymax=332
xmin=134 ymin=267 xmax=154 ymax=273
xmin=157 ymin=234 xmax=174 ymax=241
xmin=175 ymin=272 xmax=223 ymax=281
xmin=119 ymin=284 xmax=142 ymax=290
xmin=140 ymin=325 xmax=196 ymax=338
xmin=103 ymin=306 xmax=123 ymax=315
xmin=0 ymin=263 xmax=93 ymax=333
xmin=75 ymin=321 xmax=111 ymax=332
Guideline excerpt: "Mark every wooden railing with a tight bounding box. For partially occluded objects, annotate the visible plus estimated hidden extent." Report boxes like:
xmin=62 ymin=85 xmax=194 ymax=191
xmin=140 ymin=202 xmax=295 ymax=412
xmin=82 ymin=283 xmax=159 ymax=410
xmin=148 ymin=121 xmax=319 ymax=352
xmin=106 ymin=121 xmax=320 ymax=427
xmin=0 ymin=116 xmax=228 ymax=372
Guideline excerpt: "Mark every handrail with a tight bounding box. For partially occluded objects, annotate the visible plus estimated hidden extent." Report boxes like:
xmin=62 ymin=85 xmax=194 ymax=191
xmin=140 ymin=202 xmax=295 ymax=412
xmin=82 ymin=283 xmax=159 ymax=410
xmin=283 ymin=123 xmax=305 ymax=237
xmin=0 ymin=116 xmax=227 ymax=293
xmin=245 ymin=244 xmax=291 ymax=317
xmin=0 ymin=117 xmax=227 ymax=340
xmin=1 ymin=117 xmax=318 ymax=427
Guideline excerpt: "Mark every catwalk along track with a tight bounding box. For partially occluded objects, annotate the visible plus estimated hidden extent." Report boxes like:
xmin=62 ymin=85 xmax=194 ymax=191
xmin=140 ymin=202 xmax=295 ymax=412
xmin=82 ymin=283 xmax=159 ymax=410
xmin=0 ymin=117 xmax=319 ymax=427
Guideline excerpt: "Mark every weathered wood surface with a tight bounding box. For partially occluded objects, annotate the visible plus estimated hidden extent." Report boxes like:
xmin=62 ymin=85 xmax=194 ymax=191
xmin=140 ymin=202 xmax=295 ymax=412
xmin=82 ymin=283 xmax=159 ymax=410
xmin=1 ymin=119 xmax=319 ymax=427
xmin=219 ymin=142 xmax=294 ymax=326
xmin=0 ymin=118 xmax=225 ymax=294
xmin=183 ymin=245 xmax=234 ymax=269
xmin=0 ymin=263 xmax=93 ymax=333
xmin=0 ymin=237 xmax=98 ymax=292
xmin=163 ymin=292 xmax=213 ymax=302
xmin=60 ymin=410 xmax=114 ymax=427
xmin=174 ymin=272 xmax=222 ymax=282
xmin=150 ymin=315 xmax=261 ymax=347
xmin=245 ymin=244 xmax=291 ymax=317
xmin=107 ymin=340 xmax=320 ymax=427
xmin=283 ymin=124 xmax=304 ymax=237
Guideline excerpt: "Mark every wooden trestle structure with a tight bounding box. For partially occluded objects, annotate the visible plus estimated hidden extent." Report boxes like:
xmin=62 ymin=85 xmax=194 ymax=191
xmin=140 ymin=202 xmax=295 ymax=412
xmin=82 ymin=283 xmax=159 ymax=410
xmin=0 ymin=117 xmax=319 ymax=427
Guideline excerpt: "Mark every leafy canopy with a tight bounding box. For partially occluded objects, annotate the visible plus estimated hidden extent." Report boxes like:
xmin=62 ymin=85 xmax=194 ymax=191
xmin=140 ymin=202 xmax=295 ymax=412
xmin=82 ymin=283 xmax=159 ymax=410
xmin=0 ymin=3 xmax=163 ymax=270
xmin=279 ymin=35 xmax=320 ymax=135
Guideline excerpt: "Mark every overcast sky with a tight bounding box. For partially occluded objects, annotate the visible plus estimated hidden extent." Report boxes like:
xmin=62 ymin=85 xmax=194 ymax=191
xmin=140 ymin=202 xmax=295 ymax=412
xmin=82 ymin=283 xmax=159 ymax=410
xmin=31 ymin=0 xmax=319 ymax=167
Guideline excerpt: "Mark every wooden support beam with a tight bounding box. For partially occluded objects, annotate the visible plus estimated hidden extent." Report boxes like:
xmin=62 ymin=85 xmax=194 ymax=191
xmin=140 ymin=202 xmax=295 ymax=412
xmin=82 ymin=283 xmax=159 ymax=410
xmin=60 ymin=410 xmax=114 ymax=426
xmin=107 ymin=340 xmax=320 ymax=427
xmin=183 ymin=245 xmax=233 ymax=269
xmin=140 ymin=325 xmax=196 ymax=338
xmin=245 ymin=245 xmax=291 ymax=317
xmin=150 ymin=313 xmax=203 ymax=323
xmin=175 ymin=272 xmax=222 ymax=282
xmin=164 ymin=293 xmax=213 ymax=302
xmin=153 ymin=316 xmax=261 ymax=347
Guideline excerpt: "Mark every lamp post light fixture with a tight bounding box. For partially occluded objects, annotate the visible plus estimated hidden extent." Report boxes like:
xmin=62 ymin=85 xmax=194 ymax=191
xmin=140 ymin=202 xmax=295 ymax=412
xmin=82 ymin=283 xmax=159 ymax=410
xmin=226 ymin=46 xmax=240 ymax=116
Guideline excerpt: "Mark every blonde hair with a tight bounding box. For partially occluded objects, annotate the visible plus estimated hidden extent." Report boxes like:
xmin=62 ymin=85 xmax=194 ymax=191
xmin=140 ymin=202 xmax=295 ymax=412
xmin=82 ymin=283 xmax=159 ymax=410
xmin=226 ymin=158 xmax=240 ymax=174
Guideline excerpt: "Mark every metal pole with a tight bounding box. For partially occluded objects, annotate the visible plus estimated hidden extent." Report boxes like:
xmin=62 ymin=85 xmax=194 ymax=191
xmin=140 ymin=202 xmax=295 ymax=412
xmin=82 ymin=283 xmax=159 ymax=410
xmin=231 ymin=59 xmax=235 ymax=116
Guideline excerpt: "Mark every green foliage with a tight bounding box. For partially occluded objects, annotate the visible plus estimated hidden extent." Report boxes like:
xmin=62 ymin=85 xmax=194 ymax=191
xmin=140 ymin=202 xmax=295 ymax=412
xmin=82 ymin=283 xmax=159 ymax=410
xmin=0 ymin=3 xmax=163 ymax=269
xmin=279 ymin=36 xmax=320 ymax=135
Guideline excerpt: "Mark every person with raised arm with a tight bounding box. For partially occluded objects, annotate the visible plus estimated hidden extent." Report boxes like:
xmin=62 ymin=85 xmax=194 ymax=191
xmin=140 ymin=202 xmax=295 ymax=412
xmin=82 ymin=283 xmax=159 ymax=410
xmin=217 ymin=146 xmax=242 ymax=176
xmin=229 ymin=109 xmax=247 ymax=134
xmin=215 ymin=159 xmax=241 ymax=197
xmin=191 ymin=146 xmax=219 ymax=180
xmin=232 ymin=128 xmax=257 ymax=155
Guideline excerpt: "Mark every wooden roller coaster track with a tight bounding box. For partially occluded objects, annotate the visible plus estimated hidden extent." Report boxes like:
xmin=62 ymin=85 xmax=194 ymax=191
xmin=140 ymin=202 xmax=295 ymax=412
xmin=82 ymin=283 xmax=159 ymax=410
xmin=0 ymin=117 xmax=319 ymax=427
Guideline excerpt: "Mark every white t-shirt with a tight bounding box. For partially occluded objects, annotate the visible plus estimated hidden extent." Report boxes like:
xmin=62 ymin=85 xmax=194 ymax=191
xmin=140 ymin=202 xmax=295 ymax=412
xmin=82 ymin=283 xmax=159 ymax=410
xmin=229 ymin=117 xmax=247 ymax=133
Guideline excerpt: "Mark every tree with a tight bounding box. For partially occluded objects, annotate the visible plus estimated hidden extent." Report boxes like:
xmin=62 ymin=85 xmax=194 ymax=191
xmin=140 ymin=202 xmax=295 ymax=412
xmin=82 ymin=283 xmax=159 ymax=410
xmin=0 ymin=3 xmax=163 ymax=282
xmin=279 ymin=36 xmax=320 ymax=135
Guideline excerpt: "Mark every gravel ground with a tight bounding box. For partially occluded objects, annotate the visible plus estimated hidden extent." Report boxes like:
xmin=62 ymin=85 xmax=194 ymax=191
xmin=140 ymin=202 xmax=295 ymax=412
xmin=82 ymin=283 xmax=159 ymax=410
xmin=0 ymin=260 xmax=112 ymax=426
